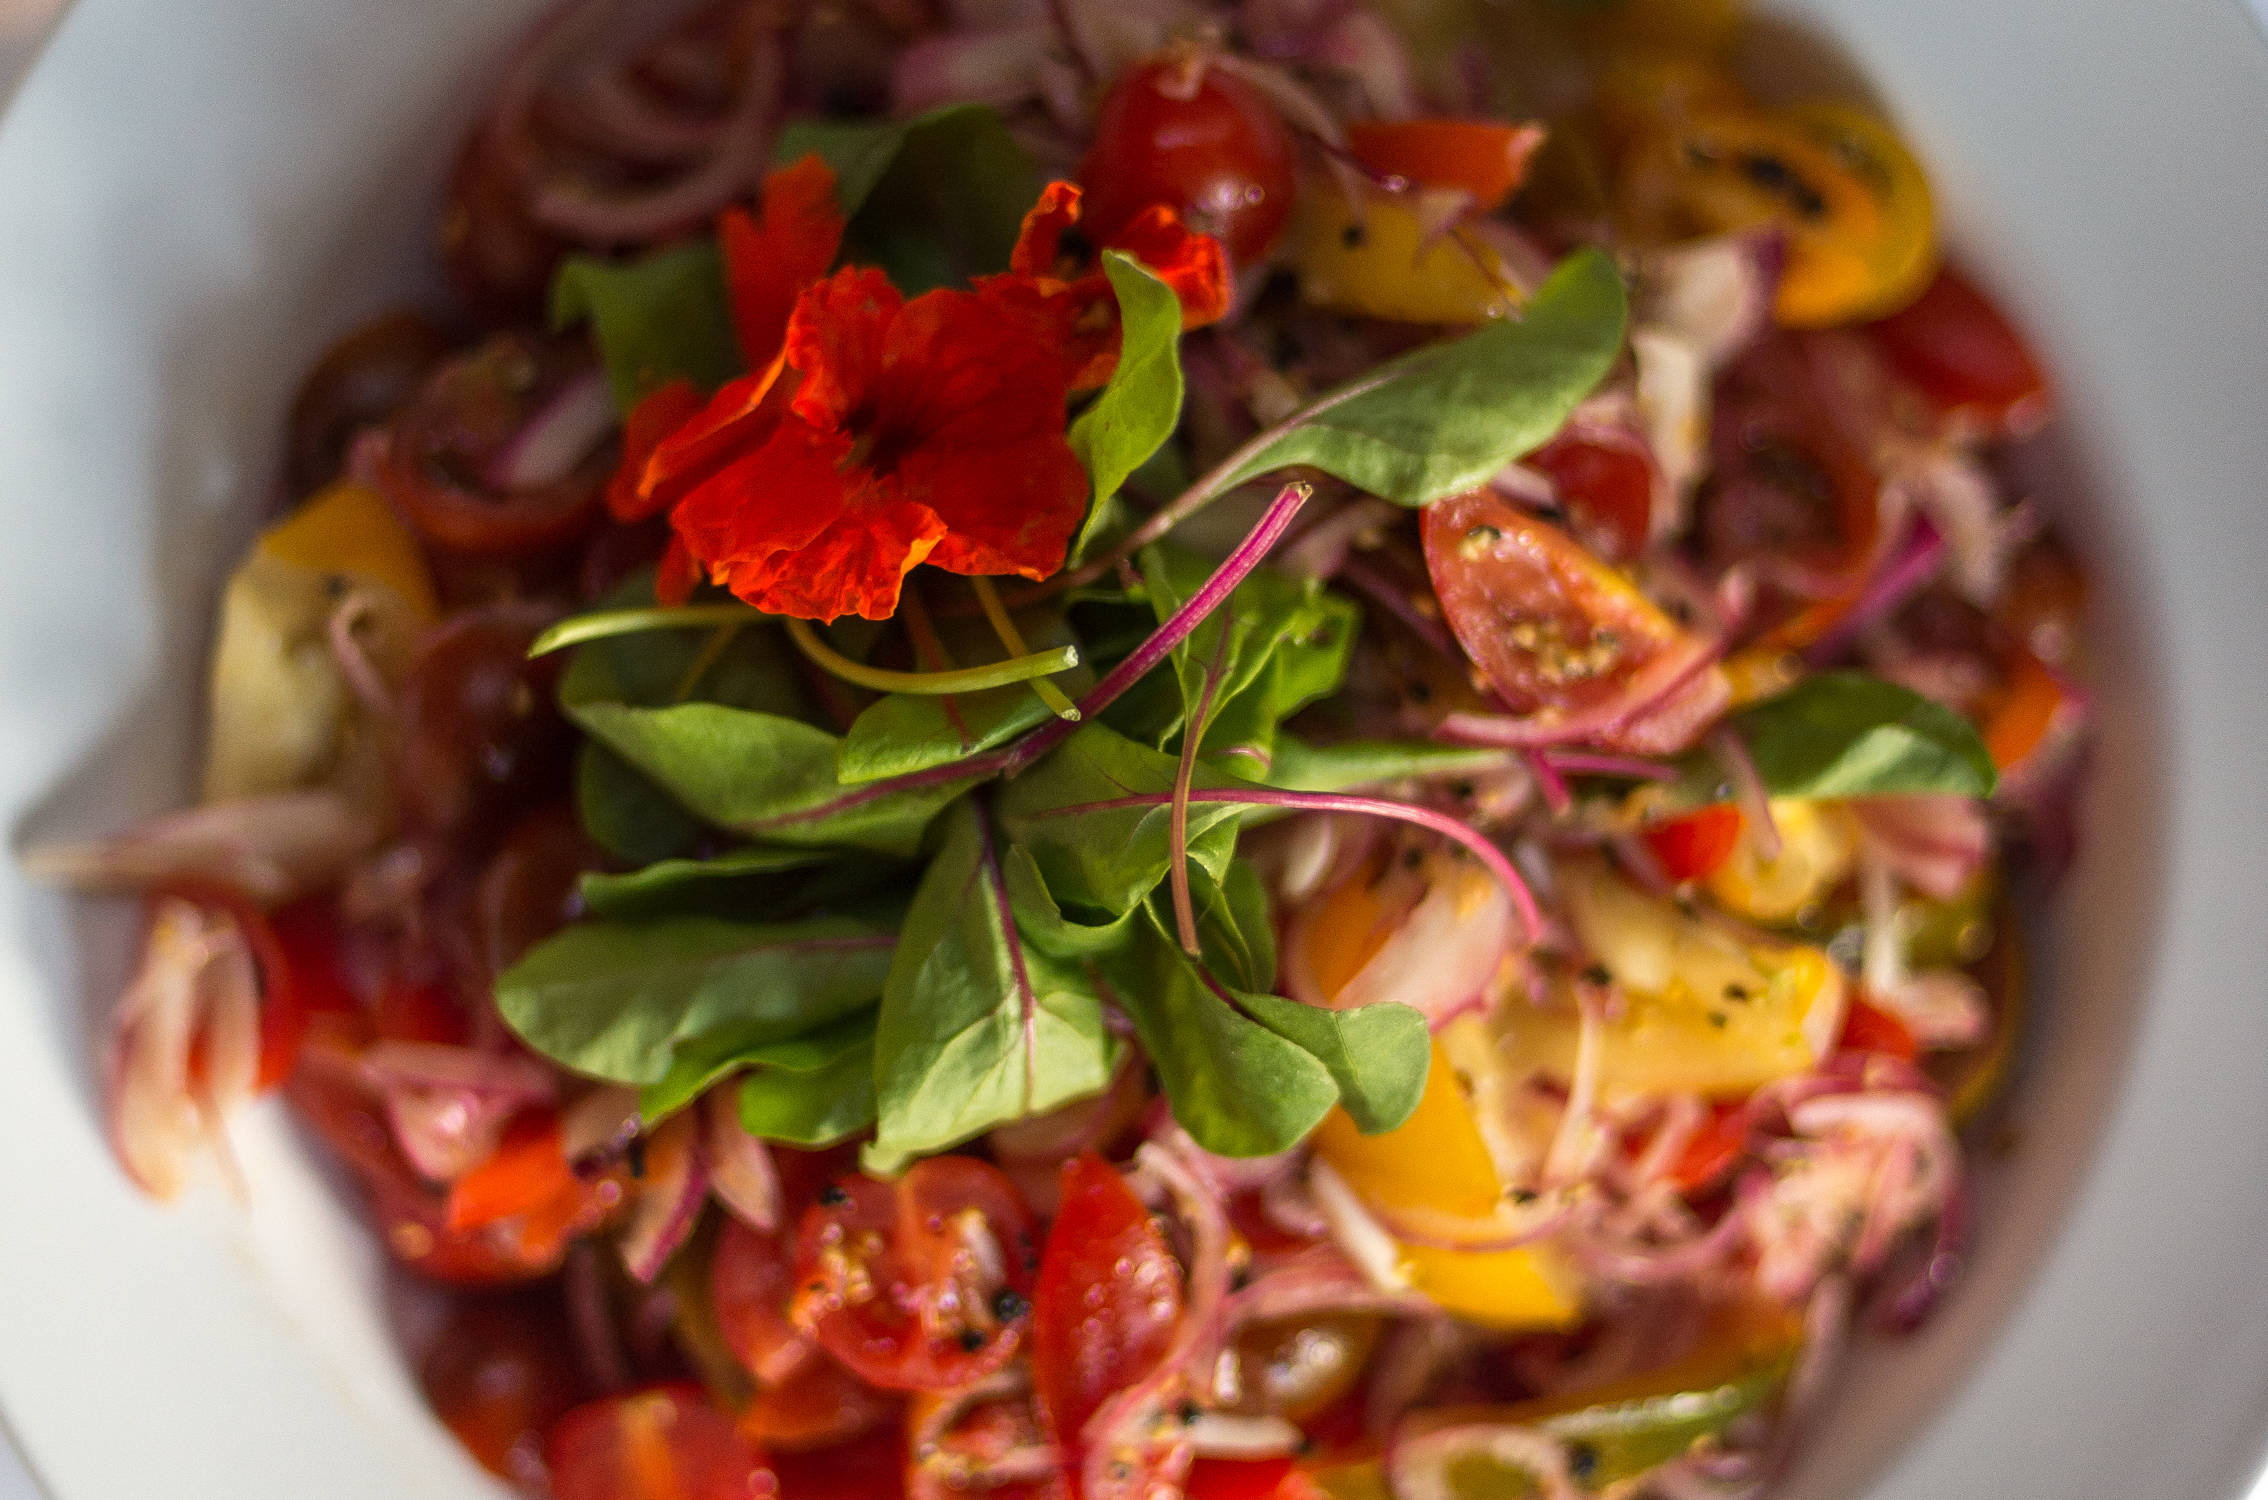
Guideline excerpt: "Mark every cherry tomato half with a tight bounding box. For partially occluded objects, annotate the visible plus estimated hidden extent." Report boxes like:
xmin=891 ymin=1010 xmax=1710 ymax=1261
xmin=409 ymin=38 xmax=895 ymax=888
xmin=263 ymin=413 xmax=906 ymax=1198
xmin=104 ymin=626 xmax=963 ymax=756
xmin=1346 ymin=119 xmax=1543 ymax=209
xmin=1526 ymin=423 xmax=1661 ymax=564
xmin=547 ymin=1385 xmax=777 ymax=1500
xmin=1080 ymin=54 xmax=1296 ymax=267
xmin=793 ymin=1157 xmax=1039 ymax=1392
xmin=1667 ymin=1101 xmax=1749 ymax=1194
xmin=421 ymin=1291 xmax=588 ymax=1491
xmin=772 ymin=1430 xmax=908 ymax=1500
xmin=1185 ymin=1458 xmax=1325 ymax=1500
xmin=395 ymin=602 xmax=570 ymax=841
xmin=1421 ymin=489 xmax=1729 ymax=755
xmin=1641 ymin=803 xmax=1744 ymax=884
xmin=1865 ymin=263 xmax=2052 ymax=438
xmin=1838 ymin=995 xmax=1919 ymax=1062
xmin=1031 ymin=1154 xmax=1184 ymax=1448
xmin=378 ymin=333 xmax=610 ymax=557
xmin=285 ymin=309 xmax=455 ymax=497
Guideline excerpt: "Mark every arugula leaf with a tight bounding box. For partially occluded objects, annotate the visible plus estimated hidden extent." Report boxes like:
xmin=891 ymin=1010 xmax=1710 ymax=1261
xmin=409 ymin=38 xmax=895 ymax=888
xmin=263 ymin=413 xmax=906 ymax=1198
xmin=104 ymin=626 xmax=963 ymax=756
xmin=993 ymin=723 xmax=1249 ymax=914
xmin=570 ymin=700 xmax=979 ymax=857
xmin=496 ymin=915 xmax=894 ymax=1087
xmin=866 ymin=805 xmax=1118 ymax=1173
xmin=1706 ymin=672 xmax=1998 ymax=801
xmin=778 ymin=104 xmax=1042 ymax=294
xmin=1068 ymin=253 xmax=1185 ymax=559
xmin=1097 ymin=921 xmax=1338 ymax=1159
xmin=551 ymin=241 xmax=741 ymax=411
xmin=1261 ymin=738 xmax=1514 ymax=793
xmin=1215 ymin=249 xmax=1627 ymax=506
xmin=579 ymin=846 xmax=833 ymax=920
xmin=1232 ymin=988 xmax=1429 ymax=1134
xmin=640 ymin=1005 xmax=875 ymax=1121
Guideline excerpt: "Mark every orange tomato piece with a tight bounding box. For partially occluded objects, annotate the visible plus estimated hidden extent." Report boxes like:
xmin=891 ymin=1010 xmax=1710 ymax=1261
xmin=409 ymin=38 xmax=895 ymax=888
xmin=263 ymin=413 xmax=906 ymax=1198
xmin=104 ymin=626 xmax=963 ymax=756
xmin=1346 ymin=119 xmax=1545 ymax=208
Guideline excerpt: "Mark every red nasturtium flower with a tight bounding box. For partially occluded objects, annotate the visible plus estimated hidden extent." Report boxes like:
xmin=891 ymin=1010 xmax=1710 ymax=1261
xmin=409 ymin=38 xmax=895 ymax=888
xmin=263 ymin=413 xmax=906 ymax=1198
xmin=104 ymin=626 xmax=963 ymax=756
xmin=606 ymin=159 xmax=1226 ymax=621
xmin=1009 ymin=180 xmax=1230 ymax=386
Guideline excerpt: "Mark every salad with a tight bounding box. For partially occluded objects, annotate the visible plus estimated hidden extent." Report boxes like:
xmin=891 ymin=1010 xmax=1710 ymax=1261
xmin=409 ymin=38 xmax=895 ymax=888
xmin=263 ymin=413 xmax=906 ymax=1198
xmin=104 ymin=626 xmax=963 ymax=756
xmin=27 ymin=0 xmax=2089 ymax=1496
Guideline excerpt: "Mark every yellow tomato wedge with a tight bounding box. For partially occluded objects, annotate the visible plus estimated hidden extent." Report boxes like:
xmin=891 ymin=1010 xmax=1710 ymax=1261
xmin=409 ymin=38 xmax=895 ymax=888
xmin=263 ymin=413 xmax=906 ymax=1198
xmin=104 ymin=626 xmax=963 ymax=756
xmin=1619 ymin=100 xmax=1935 ymax=327
xmin=202 ymin=480 xmax=437 ymax=801
xmin=1498 ymin=857 xmax=1845 ymax=1099
xmin=1313 ymin=1042 xmax=1581 ymax=1332
xmin=1703 ymin=797 xmax=1860 ymax=924
xmin=1294 ymin=181 xmax=1523 ymax=325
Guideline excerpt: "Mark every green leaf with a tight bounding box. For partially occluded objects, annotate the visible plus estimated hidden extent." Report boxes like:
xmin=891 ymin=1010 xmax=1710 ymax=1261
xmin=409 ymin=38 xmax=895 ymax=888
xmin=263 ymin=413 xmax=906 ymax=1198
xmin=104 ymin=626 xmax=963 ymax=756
xmin=837 ymin=610 xmax=1092 ymax=783
xmin=1174 ymin=860 xmax=1277 ymax=994
xmin=1068 ymin=253 xmax=1186 ymax=558
xmin=993 ymin=723 xmax=1250 ymax=914
xmin=1707 ymin=672 xmax=1999 ymax=801
xmin=569 ymin=700 xmax=979 ymax=856
xmin=496 ymin=916 xmax=894 ymax=1087
xmin=1000 ymin=845 xmax=1145 ymax=962
xmin=778 ymin=104 xmax=1042 ymax=294
xmin=578 ymin=742 xmax=708 ymax=865
xmin=1261 ymin=738 xmax=1514 ymax=794
xmin=1097 ymin=922 xmax=1338 ymax=1158
xmin=1232 ymin=989 xmax=1429 ymax=1134
xmin=551 ymin=241 xmax=740 ymax=411
xmin=1128 ymin=545 xmax=1359 ymax=763
xmin=639 ymin=1004 xmax=876 ymax=1121
xmin=866 ymin=805 xmax=1118 ymax=1173
xmin=740 ymin=1037 xmax=878 ymax=1146
xmin=579 ymin=846 xmax=833 ymax=920
xmin=1216 ymin=249 xmax=1627 ymax=506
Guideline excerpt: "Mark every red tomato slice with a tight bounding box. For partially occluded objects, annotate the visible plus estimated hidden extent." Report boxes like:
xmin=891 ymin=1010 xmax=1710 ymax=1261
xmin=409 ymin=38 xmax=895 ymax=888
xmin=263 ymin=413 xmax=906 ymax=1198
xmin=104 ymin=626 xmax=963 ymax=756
xmin=547 ymin=1386 xmax=776 ymax=1500
xmin=1031 ymin=1154 xmax=1185 ymax=1448
xmin=1641 ymin=804 xmax=1744 ymax=884
xmin=421 ymin=1292 xmax=587 ymax=1491
xmin=907 ymin=1385 xmax=1067 ymax=1500
xmin=772 ymin=1430 xmax=908 ymax=1500
xmin=446 ymin=1111 xmax=572 ymax=1233
xmin=1864 ymin=264 xmax=2051 ymax=438
xmin=715 ymin=1217 xmax=811 ymax=1386
xmin=1421 ymin=489 xmax=1729 ymax=755
xmin=1838 ymin=996 xmax=1919 ymax=1062
xmin=793 ymin=1157 xmax=1040 ymax=1392
xmin=1346 ymin=118 xmax=1544 ymax=209
xmin=1668 ymin=1101 xmax=1750 ymax=1194
xmin=1185 ymin=1458 xmax=1327 ymax=1500
xmin=1079 ymin=56 xmax=1296 ymax=266
xmin=1526 ymin=424 xmax=1660 ymax=564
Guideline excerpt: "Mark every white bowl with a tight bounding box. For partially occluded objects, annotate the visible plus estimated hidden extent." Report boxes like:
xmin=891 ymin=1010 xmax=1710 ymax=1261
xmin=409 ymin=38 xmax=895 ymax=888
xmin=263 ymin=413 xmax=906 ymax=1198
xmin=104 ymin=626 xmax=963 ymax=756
xmin=3 ymin=2 xmax=2267 ymax=1497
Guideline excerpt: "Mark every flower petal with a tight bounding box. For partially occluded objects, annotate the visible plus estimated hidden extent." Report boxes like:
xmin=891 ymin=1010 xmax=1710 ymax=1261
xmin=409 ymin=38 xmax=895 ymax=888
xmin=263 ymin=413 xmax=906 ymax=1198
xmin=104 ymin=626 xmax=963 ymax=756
xmin=907 ymin=433 xmax=1088 ymax=581
xmin=1108 ymin=205 xmax=1231 ymax=328
xmin=637 ymin=359 xmax=793 ymax=515
xmin=1010 ymin=179 xmax=1083 ymax=279
xmin=721 ymin=154 xmax=848 ymax=369
xmin=608 ymin=379 xmax=706 ymax=522
xmin=785 ymin=267 xmax=901 ymax=430
xmin=748 ymin=493 xmax=948 ymax=620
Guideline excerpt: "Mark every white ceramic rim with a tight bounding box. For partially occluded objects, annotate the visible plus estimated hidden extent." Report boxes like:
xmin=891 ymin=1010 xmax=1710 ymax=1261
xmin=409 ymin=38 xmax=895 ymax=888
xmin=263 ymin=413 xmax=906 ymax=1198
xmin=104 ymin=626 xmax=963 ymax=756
xmin=1 ymin=2 xmax=2266 ymax=1498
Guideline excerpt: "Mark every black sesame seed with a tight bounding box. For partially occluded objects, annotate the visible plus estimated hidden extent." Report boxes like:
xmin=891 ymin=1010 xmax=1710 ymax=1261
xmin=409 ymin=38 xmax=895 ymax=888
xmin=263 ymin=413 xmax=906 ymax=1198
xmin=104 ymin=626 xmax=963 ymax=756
xmin=818 ymin=1184 xmax=850 ymax=1208
xmin=1178 ymin=1401 xmax=1203 ymax=1426
xmin=1708 ymin=1011 xmax=1729 ymax=1029
xmin=958 ymin=1328 xmax=987 ymax=1353
xmin=1340 ymin=222 xmax=1368 ymax=249
xmin=1568 ymin=1441 xmax=1600 ymax=1482
xmin=1511 ymin=1188 xmax=1539 ymax=1206
xmin=1724 ymin=983 xmax=1751 ymax=1001
xmin=991 ymin=1289 xmax=1030 ymax=1323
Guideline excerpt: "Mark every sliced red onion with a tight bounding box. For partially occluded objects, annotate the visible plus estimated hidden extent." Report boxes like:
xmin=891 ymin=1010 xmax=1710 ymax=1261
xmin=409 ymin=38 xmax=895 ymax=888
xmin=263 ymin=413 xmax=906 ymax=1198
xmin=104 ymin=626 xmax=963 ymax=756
xmin=1306 ymin=9 xmax=1418 ymax=118
xmin=1434 ymin=633 xmax=1729 ymax=756
xmin=1802 ymin=514 xmax=1948 ymax=667
xmin=1849 ymin=795 xmax=1991 ymax=901
xmin=704 ymin=1086 xmax=780 ymax=1233
xmin=1526 ymin=750 xmax=1573 ymax=816
xmin=562 ymin=1085 xmax=643 ymax=1164
xmin=1279 ymin=496 xmax=1396 ymax=580
xmin=1225 ymin=1248 xmax=1434 ymax=1328
xmin=1185 ymin=1413 xmax=1304 ymax=1459
xmin=1538 ymin=751 xmax=1678 ymax=782
xmin=1369 ymin=1194 xmax=1574 ymax=1255
xmin=1390 ymin=1420 xmax=1581 ymax=1500
xmin=1710 ymin=726 xmax=1780 ymax=862
xmin=1307 ymin=1160 xmax=1410 ymax=1294
xmin=893 ymin=26 xmax=1055 ymax=114
xmin=381 ymin=1088 xmax=522 ymax=1184
xmin=25 ymin=788 xmax=385 ymax=906
xmin=1337 ymin=555 xmax=1461 ymax=658
xmin=619 ymin=1112 xmax=709 ymax=1283
xmin=106 ymin=898 xmax=257 ymax=1200
xmin=566 ymin=1240 xmax=636 ymax=1393
xmin=360 ymin=1041 xmax=558 ymax=1103
xmin=1283 ymin=842 xmax=1514 ymax=1027
xmin=1561 ymin=1180 xmax=1755 ymax=1286
xmin=484 ymin=369 xmax=617 ymax=493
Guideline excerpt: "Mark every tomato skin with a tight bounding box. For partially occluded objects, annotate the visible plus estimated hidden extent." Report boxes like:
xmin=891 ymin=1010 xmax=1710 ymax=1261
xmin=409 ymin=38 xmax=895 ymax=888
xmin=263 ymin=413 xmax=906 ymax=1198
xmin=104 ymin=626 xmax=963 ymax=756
xmin=715 ymin=1217 xmax=811 ymax=1386
xmin=1421 ymin=489 xmax=1728 ymax=754
xmin=476 ymin=805 xmax=597 ymax=978
xmin=1080 ymin=56 xmax=1296 ymax=266
xmin=1642 ymin=804 xmax=1744 ymax=883
xmin=1345 ymin=119 xmax=1542 ymax=208
xmin=1668 ymin=1101 xmax=1749 ymax=1194
xmin=396 ymin=603 xmax=571 ymax=841
xmin=1184 ymin=1458 xmax=1324 ymax=1500
xmin=1031 ymin=1154 xmax=1185 ymax=1448
xmin=547 ymin=1385 xmax=777 ymax=1500
xmin=793 ymin=1158 xmax=1040 ymax=1392
xmin=421 ymin=1291 xmax=588 ymax=1491
xmin=771 ymin=1430 xmax=907 ymax=1500
xmin=1838 ymin=995 xmax=1919 ymax=1062
xmin=1865 ymin=264 xmax=2051 ymax=437
xmin=1526 ymin=425 xmax=1660 ymax=564
xmin=285 ymin=310 xmax=455 ymax=497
